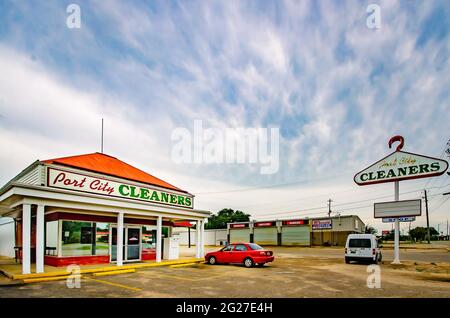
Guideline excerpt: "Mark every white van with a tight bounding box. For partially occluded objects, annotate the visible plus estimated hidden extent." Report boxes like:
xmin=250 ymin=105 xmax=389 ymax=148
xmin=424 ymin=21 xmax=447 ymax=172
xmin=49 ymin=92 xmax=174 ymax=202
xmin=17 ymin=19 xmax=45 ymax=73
xmin=345 ymin=234 xmax=382 ymax=264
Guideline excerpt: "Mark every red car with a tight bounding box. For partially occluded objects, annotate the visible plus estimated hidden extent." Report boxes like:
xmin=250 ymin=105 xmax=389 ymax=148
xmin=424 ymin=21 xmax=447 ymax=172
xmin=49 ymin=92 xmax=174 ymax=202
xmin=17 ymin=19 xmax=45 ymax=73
xmin=205 ymin=243 xmax=274 ymax=268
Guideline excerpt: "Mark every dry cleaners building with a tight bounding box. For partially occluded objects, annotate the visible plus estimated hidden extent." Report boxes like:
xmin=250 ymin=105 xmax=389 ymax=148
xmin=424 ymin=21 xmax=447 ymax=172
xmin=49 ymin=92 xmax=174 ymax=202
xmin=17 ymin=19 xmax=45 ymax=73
xmin=0 ymin=153 xmax=210 ymax=274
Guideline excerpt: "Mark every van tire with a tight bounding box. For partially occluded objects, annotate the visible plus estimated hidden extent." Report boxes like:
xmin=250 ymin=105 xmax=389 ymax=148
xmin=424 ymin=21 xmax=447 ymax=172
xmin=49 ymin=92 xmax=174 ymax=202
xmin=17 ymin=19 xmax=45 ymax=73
xmin=345 ymin=257 xmax=350 ymax=264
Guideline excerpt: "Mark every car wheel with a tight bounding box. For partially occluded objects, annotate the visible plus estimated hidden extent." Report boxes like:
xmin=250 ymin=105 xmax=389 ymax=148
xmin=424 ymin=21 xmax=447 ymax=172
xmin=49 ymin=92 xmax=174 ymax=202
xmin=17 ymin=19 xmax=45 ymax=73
xmin=378 ymin=253 xmax=382 ymax=262
xmin=244 ymin=258 xmax=254 ymax=268
xmin=345 ymin=257 xmax=350 ymax=264
xmin=208 ymin=256 xmax=217 ymax=265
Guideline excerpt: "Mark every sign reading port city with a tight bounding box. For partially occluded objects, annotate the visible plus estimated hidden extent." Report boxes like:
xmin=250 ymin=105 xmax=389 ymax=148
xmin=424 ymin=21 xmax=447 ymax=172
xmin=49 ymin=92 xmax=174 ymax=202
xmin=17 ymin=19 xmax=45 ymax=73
xmin=354 ymin=144 xmax=448 ymax=185
xmin=47 ymin=167 xmax=193 ymax=208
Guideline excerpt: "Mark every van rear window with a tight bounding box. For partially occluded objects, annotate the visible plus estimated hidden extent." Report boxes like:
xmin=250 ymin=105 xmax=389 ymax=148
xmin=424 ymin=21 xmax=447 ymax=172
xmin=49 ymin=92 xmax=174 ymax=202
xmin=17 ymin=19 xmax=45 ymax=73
xmin=349 ymin=239 xmax=371 ymax=248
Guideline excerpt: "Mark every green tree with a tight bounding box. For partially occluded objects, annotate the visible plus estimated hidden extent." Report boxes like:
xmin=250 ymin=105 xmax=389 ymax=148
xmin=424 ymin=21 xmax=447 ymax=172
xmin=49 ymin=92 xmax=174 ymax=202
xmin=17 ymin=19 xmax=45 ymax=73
xmin=365 ymin=225 xmax=378 ymax=235
xmin=409 ymin=226 xmax=438 ymax=242
xmin=205 ymin=208 xmax=251 ymax=229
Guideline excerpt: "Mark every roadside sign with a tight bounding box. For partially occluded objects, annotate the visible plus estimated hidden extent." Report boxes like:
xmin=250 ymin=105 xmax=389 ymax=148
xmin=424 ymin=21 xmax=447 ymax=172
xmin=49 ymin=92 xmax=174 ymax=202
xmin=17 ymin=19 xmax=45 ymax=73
xmin=382 ymin=230 xmax=390 ymax=236
xmin=374 ymin=199 xmax=421 ymax=218
xmin=354 ymin=151 xmax=448 ymax=186
xmin=354 ymin=135 xmax=448 ymax=265
xmin=382 ymin=216 xmax=416 ymax=223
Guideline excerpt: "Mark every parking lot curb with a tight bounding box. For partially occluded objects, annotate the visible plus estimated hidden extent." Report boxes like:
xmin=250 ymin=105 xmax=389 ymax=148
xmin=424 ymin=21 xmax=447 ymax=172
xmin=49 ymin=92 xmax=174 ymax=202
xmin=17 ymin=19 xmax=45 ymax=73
xmin=92 ymin=269 xmax=136 ymax=277
xmin=23 ymin=274 xmax=82 ymax=284
xmin=10 ymin=258 xmax=204 ymax=281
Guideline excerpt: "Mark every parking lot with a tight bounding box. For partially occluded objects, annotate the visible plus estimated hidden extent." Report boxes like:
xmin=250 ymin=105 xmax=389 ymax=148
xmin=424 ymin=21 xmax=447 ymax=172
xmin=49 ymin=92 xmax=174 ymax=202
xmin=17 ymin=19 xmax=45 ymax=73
xmin=1 ymin=247 xmax=449 ymax=298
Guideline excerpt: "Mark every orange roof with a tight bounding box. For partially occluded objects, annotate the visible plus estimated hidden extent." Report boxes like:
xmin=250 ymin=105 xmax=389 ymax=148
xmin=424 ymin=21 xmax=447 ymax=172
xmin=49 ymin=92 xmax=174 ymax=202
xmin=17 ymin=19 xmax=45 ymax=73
xmin=42 ymin=152 xmax=187 ymax=193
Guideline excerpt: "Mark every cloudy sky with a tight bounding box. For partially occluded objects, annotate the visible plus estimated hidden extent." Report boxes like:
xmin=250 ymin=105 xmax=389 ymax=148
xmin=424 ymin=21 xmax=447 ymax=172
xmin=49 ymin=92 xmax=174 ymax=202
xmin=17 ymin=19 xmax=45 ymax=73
xmin=0 ymin=0 xmax=449 ymax=234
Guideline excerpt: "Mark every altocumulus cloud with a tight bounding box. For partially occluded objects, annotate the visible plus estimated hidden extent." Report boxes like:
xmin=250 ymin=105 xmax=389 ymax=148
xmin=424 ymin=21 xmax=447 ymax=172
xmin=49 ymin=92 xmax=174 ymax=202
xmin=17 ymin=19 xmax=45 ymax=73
xmin=0 ymin=0 xmax=449 ymax=232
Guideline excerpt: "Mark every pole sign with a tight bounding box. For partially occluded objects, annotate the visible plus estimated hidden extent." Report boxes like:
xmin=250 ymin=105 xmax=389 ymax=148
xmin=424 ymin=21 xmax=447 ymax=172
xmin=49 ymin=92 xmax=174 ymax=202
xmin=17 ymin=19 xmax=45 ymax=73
xmin=374 ymin=199 xmax=422 ymax=218
xmin=354 ymin=151 xmax=448 ymax=185
xmin=354 ymin=136 xmax=448 ymax=265
xmin=47 ymin=167 xmax=194 ymax=208
xmin=382 ymin=216 xmax=416 ymax=223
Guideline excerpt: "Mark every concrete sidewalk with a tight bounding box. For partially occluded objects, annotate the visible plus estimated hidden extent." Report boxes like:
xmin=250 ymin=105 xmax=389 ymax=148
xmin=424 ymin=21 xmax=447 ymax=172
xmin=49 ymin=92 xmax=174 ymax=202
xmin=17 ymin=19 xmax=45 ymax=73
xmin=0 ymin=257 xmax=204 ymax=282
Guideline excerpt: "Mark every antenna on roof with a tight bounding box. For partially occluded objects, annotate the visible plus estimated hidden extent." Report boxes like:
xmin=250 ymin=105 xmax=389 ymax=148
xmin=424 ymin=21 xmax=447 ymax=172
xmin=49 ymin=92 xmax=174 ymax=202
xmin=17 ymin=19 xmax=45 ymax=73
xmin=101 ymin=118 xmax=104 ymax=153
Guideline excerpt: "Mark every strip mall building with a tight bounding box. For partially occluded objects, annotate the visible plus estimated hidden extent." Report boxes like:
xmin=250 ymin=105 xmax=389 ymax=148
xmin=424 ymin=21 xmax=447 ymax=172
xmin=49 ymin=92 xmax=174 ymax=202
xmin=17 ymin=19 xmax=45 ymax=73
xmin=0 ymin=153 xmax=210 ymax=274
xmin=228 ymin=215 xmax=365 ymax=246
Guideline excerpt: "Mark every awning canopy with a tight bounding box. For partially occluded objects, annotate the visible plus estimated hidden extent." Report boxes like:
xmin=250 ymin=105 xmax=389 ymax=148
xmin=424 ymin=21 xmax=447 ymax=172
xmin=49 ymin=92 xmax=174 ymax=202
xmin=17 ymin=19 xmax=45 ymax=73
xmin=173 ymin=221 xmax=195 ymax=227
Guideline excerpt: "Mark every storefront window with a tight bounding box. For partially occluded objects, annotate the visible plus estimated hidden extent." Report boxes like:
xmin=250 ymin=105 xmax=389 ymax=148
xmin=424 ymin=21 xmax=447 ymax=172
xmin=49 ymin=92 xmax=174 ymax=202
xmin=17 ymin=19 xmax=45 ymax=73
xmin=95 ymin=223 xmax=109 ymax=255
xmin=61 ymin=221 xmax=94 ymax=256
xmin=45 ymin=221 xmax=58 ymax=255
xmin=142 ymin=226 xmax=155 ymax=249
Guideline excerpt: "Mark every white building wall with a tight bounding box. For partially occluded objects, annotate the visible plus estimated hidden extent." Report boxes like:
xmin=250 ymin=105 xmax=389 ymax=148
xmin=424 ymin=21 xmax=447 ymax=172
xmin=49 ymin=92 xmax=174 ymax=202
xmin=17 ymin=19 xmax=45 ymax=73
xmin=0 ymin=217 xmax=15 ymax=258
xmin=173 ymin=228 xmax=227 ymax=246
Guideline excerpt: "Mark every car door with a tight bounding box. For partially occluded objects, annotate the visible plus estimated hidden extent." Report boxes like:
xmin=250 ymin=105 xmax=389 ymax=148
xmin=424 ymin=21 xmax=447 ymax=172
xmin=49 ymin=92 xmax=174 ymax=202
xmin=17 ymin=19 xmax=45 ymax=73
xmin=218 ymin=245 xmax=235 ymax=263
xmin=232 ymin=244 xmax=248 ymax=263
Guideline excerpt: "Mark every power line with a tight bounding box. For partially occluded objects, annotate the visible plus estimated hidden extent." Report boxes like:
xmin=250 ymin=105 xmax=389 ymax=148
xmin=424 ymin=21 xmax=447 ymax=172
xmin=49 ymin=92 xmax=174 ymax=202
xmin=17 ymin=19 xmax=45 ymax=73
xmin=430 ymin=196 xmax=450 ymax=214
xmin=234 ymin=186 xmax=357 ymax=209
xmin=248 ymin=187 xmax=450 ymax=219
xmin=423 ymin=139 xmax=449 ymax=190
xmin=193 ymin=171 xmax=354 ymax=195
xmin=220 ymin=179 xmax=450 ymax=213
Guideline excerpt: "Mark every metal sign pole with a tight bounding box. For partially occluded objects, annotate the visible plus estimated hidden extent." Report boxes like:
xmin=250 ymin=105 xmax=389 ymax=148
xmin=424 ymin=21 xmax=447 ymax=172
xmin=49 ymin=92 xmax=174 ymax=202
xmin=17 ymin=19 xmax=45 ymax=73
xmin=392 ymin=181 xmax=401 ymax=264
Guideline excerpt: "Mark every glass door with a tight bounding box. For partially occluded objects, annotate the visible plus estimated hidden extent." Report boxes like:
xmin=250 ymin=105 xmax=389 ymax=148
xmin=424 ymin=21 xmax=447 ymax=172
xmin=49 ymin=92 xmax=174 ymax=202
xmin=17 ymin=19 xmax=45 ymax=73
xmin=110 ymin=226 xmax=141 ymax=262
xmin=126 ymin=227 xmax=141 ymax=261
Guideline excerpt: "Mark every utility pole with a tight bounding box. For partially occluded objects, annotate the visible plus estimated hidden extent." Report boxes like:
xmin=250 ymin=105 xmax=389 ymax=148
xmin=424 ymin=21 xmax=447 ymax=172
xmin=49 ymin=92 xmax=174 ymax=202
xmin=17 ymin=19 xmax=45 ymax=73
xmin=424 ymin=189 xmax=430 ymax=244
xmin=442 ymin=188 xmax=449 ymax=240
xmin=409 ymin=222 xmax=411 ymax=242
xmin=327 ymin=199 xmax=332 ymax=217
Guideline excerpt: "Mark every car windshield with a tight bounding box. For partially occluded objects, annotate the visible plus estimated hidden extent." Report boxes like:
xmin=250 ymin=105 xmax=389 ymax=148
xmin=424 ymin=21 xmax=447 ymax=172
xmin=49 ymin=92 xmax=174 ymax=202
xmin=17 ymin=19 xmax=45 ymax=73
xmin=221 ymin=245 xmax=234 ymax=252
xmin=248 ymin=243 xmax=263 ymax=250
xmin=349 ymin=239 xmax=371 ymax=248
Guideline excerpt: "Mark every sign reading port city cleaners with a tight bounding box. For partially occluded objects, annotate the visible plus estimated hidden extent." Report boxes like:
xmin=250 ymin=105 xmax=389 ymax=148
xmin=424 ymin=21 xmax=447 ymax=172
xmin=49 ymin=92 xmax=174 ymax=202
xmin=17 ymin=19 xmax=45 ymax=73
xmin=354 ymin=149 xmax=448 ymax=185
xmin=47 ymin=167 xmax=193 ymax=208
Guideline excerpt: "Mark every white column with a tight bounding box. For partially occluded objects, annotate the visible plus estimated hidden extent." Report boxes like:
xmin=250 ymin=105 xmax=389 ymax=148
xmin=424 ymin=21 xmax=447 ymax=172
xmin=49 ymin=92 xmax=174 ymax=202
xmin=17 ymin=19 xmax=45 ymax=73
xmin=36 ymin=205 xmax=45 ymax=273
xmin=196 ymin=220 xmax=201 ymax=258
xmin=200 ymin=219 xmax=206 ymax=256
xmin=156 ymin=216 xmax=162 ymax=262
xmin=22 ymin=203 xmax=31 ymax=274
xmin=392 ymin=181 xmax=401 ymax=264
xmin=117 ymin=212 xmax=124 ymax=266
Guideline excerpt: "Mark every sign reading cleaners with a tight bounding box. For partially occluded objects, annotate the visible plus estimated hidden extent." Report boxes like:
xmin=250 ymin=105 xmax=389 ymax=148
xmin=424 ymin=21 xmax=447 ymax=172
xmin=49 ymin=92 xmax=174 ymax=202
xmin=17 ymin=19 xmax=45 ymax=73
xmin=354 ymin=135 xmax=449 ymax=265
xmin=354 ymin=150 xmax=448 ymax=185
xmin=47 ymin=167 xmax=193 ymax=208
